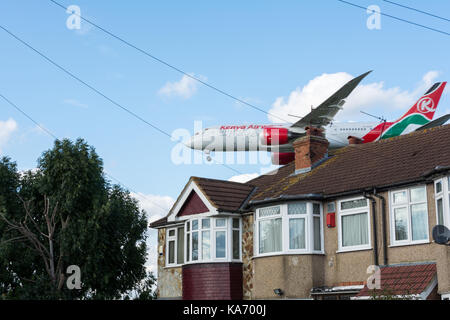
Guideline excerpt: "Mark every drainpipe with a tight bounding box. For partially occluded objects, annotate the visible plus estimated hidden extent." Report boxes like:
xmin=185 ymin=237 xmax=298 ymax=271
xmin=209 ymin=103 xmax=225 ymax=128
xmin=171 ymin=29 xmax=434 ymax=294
xmin=372 ymin=190 xmax=388 ymax=266
xmin=363 ymin=193 xmax=379 ymax=266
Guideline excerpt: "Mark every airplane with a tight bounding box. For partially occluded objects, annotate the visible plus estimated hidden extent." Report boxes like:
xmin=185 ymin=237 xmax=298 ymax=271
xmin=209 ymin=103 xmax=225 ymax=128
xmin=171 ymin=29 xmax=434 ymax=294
xmin=185 ymin=71 xmax=447 ymax=165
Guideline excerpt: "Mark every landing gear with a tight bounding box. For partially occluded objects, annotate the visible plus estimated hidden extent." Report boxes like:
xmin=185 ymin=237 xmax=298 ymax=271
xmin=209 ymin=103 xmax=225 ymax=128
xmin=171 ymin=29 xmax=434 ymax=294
xmin=204 ymin=150 xmax=212 ymax=162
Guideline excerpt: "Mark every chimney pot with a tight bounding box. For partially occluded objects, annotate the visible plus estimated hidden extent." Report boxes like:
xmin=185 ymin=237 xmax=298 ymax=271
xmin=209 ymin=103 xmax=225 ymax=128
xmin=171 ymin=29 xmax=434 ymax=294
xmin=348 ymin=135 xmax=363 ymax=145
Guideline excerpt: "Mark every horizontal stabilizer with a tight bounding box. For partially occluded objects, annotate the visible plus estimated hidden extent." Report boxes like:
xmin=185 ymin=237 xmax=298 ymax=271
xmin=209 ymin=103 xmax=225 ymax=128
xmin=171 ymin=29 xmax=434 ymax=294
xmin=415 ymin=114 xmax=450 ymax=131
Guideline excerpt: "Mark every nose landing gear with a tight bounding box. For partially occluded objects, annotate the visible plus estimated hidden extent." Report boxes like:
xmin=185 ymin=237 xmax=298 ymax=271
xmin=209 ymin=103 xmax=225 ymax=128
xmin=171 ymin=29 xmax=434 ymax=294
xmin=204 ymin=150 xmax=212 ymax=162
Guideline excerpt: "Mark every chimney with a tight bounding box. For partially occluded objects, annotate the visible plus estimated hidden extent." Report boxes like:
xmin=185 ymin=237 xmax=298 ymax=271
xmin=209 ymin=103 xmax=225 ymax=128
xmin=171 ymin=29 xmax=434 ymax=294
xmin=348 ymin=135 xmax=363 ymax=145
xmin=293 ymin=127 xmax=329 ymax=174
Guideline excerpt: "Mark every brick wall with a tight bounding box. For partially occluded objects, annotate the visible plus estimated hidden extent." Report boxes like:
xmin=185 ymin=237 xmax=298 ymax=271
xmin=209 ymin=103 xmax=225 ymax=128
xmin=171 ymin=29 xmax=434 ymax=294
xmin=182 ymin=263 xmax=243 ymax=300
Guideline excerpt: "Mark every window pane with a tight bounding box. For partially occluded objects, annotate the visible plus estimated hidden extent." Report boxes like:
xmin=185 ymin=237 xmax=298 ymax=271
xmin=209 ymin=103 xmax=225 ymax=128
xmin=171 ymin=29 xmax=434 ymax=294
xmin=216 ymin=231 xmax=226 ymax=258
xmin=232 ymin=218 xmax=240 ymax=229
xmin=186 ymin=221 xmax=190 ymax=232
xmin=202 ymin=218 xmax=210 ymax=229
xmin=342 ymin=213 xmax=368 ymax=247
xmin=410 ymin=187 xmax=426 ymax=203
xmin=192 ymin=232 xmax=198 ymax=261
xmin=437 ymin=198 xmax=444 ymax=225
xmin=314 ymin=217 xmax=321 ymax=251
xmin=259 ymin=218 xmax=282 ymax=254
xmin=215 ymin=218 xmax=226 ymax=227
xmin=186 ymin=234 xmax=190 ymax=262
xmin=288 ymin=203 xmax=306 ymax=215
xmin=177 ymin=227 xmax=184 ymax=264
xmin=259 ymin=206 xmax=280 ymax=217
xmin=168 ymin=240 xmax=175 ymax=264
xmin=168 ymin=229 xmax=175 ymax=237
xmin=394 ymin=207 xmax=408 ymax=241
xmin=313 ymin=203 xmax=321 ymax=215
xmin=411 ymin=203 xmax=428 ymax=241
xmin=327 ymin=202 xmax=335 ymax=212
xmin=341 ymin=199 xmax=367 ymax=210
xmin=289 ymin=218 xmax=306 ymax=249
xmin=192 ymin=220 xmax=198 ymax=230
xmin=393 ymin=191 xmax=407 ymax=204
xmin=233 ymin=230 xmax=240 ymax=259
xmin=202 ymin=231 xmax=210 ymax=260
xmin=436 ymin=181 xmax=442 ymax=194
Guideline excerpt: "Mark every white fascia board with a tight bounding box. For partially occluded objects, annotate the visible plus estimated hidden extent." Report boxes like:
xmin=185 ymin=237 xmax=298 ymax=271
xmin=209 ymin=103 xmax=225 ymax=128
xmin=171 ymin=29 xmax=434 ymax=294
xmin=167 ymin=180 xmax=218 ymax=222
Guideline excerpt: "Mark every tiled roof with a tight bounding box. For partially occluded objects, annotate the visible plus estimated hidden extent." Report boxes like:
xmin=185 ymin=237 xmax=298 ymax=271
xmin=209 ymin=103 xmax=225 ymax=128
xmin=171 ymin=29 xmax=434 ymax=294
xmin=248 ymin=125 xmax=450 ymax=202
xmin=193 ymin=177 xmax=256 ymax=212
xmin=356 ymin=262 xmax=437 ymax=297
xmin=149 ymin=217 xmax=183 ymax=228
xmin=149 ymin=177 xmax=256 ymax=228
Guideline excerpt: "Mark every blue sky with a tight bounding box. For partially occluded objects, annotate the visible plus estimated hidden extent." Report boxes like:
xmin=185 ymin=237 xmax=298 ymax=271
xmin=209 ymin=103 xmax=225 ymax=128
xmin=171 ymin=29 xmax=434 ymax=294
xmin=1 ymin=1 xmax=449 ymax=273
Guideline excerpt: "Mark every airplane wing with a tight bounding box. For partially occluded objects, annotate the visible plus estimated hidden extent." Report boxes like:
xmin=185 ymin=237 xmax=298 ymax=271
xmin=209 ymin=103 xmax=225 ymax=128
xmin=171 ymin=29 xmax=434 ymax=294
xmin=415 ymin=114 xmax=450 ymax=131
xmin=290 ymin=70 xmax=372 ymax=128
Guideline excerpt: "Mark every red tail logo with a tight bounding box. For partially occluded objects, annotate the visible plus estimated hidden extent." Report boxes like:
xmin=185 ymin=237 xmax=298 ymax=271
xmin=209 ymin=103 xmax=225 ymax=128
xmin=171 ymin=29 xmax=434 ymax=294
xmin=417 ymin=97 xmax=435 ymax=114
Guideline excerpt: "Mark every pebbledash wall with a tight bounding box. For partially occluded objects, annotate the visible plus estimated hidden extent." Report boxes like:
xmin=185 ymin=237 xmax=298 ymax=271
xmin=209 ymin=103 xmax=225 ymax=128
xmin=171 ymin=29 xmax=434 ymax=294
xmin=157 ymin=229 xmax=182 ymax=298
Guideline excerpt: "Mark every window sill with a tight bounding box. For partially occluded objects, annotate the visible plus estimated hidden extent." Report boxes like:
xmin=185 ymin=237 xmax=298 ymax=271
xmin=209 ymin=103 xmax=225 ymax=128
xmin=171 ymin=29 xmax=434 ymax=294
xmin=252 ymin=251 xmax=325 ymax=259
xmin=336 ymin=246 xmax=372 ymax=254
xmin=164 ymin=264 xmax=183 ymax=269
xmin=388 ymin=240 xmax=430 ymax=248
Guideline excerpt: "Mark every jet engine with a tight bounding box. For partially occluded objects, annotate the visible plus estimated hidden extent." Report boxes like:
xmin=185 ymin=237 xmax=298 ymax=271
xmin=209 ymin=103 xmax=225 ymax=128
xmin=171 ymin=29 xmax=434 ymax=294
xmin=271 ymin=152 xmax=295 ymax=165
xmin=261 ymin=127 xmax=290 ymax=146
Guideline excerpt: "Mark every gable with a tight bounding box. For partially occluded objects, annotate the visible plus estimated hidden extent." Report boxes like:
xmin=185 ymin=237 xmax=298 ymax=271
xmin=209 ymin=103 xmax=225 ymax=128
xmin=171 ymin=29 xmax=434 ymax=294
xmin=177 ymin=190 xmax=210 ymax=217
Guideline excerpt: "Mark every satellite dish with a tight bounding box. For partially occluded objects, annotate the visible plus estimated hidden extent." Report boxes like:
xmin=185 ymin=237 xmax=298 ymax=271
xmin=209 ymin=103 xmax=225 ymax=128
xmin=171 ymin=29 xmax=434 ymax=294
xmin=432 ymin=225 xmax=450 ymax=245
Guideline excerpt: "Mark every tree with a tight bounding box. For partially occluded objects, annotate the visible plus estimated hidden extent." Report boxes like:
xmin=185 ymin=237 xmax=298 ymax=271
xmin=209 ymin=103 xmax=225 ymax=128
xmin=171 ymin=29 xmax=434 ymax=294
xmin=0 ymin=139 xmax=151 ymax=299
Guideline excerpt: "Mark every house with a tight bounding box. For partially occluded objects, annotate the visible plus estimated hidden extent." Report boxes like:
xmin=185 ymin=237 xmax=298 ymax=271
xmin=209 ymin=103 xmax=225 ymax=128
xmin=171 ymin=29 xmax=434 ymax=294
xmin=150 ymin=124 xmax=450 ymax=300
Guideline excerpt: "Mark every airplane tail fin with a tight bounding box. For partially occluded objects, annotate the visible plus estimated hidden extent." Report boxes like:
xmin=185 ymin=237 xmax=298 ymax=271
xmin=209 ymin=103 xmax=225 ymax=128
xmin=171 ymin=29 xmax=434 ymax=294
xmin=362 ymin=81 xmax=447 ymax=142
xmin=380 ymin=81 xmax=447 ymax=139
xmin=395 ymin=82 xmax=447 ymax=123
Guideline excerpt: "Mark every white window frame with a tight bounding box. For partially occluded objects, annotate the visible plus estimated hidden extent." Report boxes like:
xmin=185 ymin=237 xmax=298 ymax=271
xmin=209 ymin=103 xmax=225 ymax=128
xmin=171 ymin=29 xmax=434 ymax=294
xmin=165 ymin=225 xmax=185 ymax=267
xmin=337 ymin=196 xmax=372 ymax=252
xmin=230 ymin=217 xmax=242 ymax=261
xmin=182 ymin=215 xmax=242 ymax=264
xmin=254 ymin=202 xmax=324 ymax=257
xmin=389 ymin=185 xmax=430 ymax=247
xmin=434 ymin=176 xmax=450 ymax=228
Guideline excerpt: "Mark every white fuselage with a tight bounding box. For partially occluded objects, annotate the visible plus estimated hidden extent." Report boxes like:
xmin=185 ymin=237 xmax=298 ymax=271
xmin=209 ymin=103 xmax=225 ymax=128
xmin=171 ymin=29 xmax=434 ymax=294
xmin=186 ymin=122 xmax=378 ymax=152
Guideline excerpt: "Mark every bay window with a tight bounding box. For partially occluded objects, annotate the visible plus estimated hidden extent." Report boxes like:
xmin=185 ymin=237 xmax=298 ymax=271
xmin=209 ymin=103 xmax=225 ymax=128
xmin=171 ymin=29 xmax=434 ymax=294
xmin=338 ymin=197 xmax=371 ymax=251
xmin=182 ymin=216 xmax=241 ymax=264
xmin=390 ymin=186 xmax=429 ymax=246
xmin=255 ymin=202 xmax=323 ymax=256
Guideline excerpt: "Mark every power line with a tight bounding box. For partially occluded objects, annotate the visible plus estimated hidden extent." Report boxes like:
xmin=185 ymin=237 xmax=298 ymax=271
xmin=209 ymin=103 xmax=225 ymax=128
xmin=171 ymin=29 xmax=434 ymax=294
xmin=0 ymin=92 xmax=171 ymax=214
xmin=337 ymin=0 xmax=450 ymax=36
xmin=49 ymin=0 xmax=291 ymax=124
xmin=0 ymin=24 xmax=242 ymax=175
xmin=382 ymin=0 xmax=450 ymax=23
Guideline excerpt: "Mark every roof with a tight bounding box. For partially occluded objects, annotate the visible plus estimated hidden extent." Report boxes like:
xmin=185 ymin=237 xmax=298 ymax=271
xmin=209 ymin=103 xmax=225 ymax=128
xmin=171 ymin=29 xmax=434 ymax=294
xmin=248 ymin=124 xmax=450 ymax=203
xmin=149 ymin=176 xmax=256 ymax=228
xmin=356 ymin=262 xmax=437 ymax=298
xmin=193 ymin=177 xmax=256 ymax=212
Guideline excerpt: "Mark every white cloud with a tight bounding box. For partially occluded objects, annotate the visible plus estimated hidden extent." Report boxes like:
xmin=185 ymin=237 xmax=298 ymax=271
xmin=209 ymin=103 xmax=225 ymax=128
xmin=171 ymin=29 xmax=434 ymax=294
xmin=268 ymin=70 xmax=442 ymax=123
xmin=228 ymin=173 xmax=259 ymax=183
xmin=0 ymin=118 xmax=18 ymax=153
xmin=158 ymin=74 xmax=205 ymax=99
xmin=131 ymin=192 xmax=174 ymax=223
xmin=131 ymin=192 xmax=175 ymax=278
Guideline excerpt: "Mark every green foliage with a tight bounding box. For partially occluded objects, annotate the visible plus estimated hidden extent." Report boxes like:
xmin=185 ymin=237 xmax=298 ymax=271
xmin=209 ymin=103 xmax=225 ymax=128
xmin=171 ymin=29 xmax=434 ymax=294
xmin=0 ymin=139 xmax=152 ymax=299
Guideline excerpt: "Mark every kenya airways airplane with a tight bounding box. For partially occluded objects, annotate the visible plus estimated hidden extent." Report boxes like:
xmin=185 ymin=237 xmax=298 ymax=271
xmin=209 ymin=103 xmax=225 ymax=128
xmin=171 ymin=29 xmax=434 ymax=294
xmin=186 ymin=71 xmax=447 ymax=165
